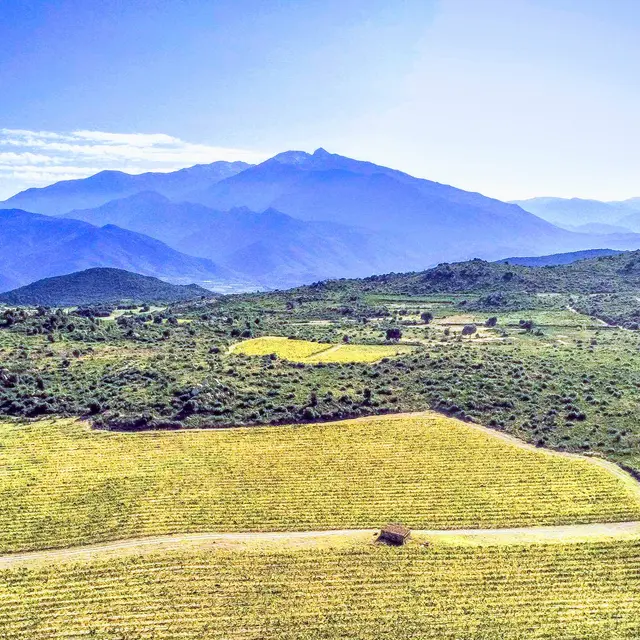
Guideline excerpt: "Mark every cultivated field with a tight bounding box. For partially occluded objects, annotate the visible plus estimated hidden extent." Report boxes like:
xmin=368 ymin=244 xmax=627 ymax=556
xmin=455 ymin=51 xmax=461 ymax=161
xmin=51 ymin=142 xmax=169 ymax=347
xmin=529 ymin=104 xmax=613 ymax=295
xmin=230 ymin=335 xmax=413 ymax=362
xmin=2 ymin=540 xmax=640 ymax=639
xmin=2 ymin=412 xmax=639 ymax=554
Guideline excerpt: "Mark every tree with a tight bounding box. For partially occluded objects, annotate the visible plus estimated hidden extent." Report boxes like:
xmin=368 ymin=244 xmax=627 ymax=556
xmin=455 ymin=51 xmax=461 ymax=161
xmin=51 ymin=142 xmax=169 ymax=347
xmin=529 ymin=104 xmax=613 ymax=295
xmin=420 ymin=311 xmax=434 ymax=324
xmin=461 ymin=324 xmax=477 ymax=336
xmin=519 ymin=319 xmax=534 ymax=332
xmin=485 ymin=316 xmax=498 ymax=327
xmin=386 ymin=327 xmax=402 ymax=341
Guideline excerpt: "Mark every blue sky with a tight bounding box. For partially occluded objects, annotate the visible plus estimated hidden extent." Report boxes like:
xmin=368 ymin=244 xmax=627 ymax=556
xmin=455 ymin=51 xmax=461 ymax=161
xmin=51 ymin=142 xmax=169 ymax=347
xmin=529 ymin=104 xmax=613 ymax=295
xmin=1 ymin=0 xmax=639 ymax=200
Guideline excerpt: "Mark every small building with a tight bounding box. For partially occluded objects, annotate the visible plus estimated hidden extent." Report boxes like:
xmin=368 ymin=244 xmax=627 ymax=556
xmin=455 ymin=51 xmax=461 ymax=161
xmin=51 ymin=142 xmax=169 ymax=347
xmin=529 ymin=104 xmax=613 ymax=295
xmin=377 ymin=523 xmax=411 ymax=546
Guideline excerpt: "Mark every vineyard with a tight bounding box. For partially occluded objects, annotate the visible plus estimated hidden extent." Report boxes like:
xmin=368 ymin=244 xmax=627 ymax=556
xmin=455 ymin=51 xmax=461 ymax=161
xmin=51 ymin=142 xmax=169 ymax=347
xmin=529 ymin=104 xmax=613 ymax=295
xmin=2 ymin=412 xmax=639 ymax=553
xmin=1 ymin=540 xmax=640 ymax=638
xmin=230 ymin=335 xmax=413 ymax=362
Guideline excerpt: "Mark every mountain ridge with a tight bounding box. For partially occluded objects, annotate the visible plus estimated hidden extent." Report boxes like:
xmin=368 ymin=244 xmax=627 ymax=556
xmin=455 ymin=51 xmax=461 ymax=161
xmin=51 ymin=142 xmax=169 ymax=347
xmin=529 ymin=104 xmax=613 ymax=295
xmin=61 ymin=191 xmax=419 ymax=288
xmin=5 ymin=149 xmax=640 ymax=287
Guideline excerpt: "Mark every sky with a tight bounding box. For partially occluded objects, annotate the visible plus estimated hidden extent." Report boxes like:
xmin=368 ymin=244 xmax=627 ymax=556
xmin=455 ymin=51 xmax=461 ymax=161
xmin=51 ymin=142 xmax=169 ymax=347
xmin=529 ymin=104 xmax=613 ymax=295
xmin=0 ymin=0 xmax=639 ymax=201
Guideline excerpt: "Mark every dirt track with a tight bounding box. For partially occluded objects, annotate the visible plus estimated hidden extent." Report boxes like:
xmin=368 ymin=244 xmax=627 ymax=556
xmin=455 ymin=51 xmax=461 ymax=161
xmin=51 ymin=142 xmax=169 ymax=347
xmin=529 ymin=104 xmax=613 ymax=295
xmin=2 ymin=521 xmax=640 ymax=570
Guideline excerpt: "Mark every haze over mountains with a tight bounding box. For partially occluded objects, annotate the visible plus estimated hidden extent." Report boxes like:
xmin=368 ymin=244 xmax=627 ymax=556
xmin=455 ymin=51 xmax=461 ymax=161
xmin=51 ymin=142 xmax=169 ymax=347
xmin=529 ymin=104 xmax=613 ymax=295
xmin=514 ymin=197 xmax=640 ymax=233
xmin=0 ymin=161 xmax=252 ymax=215
xmin=2 ymin=148 xmax=640 ymax=292
xmin=62 ymin=192 xmax=414 ymax=289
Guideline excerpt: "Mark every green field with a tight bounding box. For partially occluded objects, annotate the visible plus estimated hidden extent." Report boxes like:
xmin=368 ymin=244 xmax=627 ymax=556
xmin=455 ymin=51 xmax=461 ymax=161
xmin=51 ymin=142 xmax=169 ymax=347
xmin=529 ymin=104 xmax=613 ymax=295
xmin=2 ymin=412 xmax=639 ymax=553
xmin=2 ymin=540 xmax=640 ymax=639
xmin=230 ymin=335 xmax=413 ymax=362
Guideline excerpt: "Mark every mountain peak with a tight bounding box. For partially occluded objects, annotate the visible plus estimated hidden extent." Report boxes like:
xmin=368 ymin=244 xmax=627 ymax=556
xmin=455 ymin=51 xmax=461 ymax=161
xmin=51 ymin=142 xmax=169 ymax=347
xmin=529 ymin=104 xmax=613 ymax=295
xmin=313 ymin=147 xmax=332 ymax=157
xmin=270 ymin=150 xmax=312 ymax=166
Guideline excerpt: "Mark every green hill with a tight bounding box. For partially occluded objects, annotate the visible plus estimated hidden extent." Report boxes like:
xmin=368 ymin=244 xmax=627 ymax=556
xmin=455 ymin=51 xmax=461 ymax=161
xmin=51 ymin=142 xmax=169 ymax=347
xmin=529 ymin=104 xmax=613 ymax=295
xmin=0 ymin=268 xmax=214 ymax=306
xmin=306 ymin=250 xmax=640 ymax=296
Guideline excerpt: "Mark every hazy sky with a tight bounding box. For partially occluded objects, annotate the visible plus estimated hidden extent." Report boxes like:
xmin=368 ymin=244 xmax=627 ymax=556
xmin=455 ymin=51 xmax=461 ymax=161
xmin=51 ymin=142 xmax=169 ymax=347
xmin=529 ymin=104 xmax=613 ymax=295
xmin=1 ymin=0 xmax=639 ymax=201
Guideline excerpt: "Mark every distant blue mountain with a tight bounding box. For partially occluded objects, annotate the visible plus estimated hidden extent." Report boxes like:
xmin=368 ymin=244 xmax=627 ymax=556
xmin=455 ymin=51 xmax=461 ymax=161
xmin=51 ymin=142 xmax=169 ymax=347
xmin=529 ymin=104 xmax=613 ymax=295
xmin=0 ymin=161 xmax=252 ymax=215
xmin=186 ymin=149 xmax=640 ymax=265
xmin=4 ymin=149 xmax=640 ymax=287
xmin=61 ymin=191 xmax=418 ymax=288
xmin=0 ymin=208 xmax=252 ymax=292
xmin=497 ymin=248 xmax=624 ymax=267
xmin=512 ymin=196 xmax=640 ymax=228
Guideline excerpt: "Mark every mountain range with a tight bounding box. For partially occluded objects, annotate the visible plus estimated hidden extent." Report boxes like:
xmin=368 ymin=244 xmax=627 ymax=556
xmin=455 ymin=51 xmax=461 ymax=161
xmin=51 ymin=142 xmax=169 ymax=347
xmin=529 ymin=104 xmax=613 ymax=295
xmin=62 ymin=191 xmax=416 ymax=288
xmin=3 ymin=148 xmax=640 ymax=291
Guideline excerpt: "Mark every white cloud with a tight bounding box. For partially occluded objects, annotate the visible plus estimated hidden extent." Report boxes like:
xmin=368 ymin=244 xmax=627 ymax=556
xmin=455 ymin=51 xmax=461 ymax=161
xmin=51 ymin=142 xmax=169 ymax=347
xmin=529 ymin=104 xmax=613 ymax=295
xmin=0 ymin=129 xmax=269 ymax=199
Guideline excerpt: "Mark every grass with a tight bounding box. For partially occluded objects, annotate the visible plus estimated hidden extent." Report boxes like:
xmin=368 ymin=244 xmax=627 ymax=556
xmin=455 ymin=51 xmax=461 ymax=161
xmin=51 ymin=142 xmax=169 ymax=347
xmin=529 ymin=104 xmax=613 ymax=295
xmin=2 ymin=412 xmax=639 ymax=554
xmin=230 ymin=336 xmax=414 ymax=362
xmin=2 ymin=540 xmax=640 ymax=639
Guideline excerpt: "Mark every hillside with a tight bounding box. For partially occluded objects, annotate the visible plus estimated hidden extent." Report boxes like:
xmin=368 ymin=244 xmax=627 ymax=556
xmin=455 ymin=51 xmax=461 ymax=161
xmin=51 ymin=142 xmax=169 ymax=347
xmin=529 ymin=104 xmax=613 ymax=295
xmin=0 ymin=268 xmax=213 ymax=306
xmin=305 ymin=249 xmax=640 ymax=296
xmin=497 ymin=248 xmax=623 ymax=267
xmin=62 ymin=193 xmax=417 ymax=287
xmin=0 ymin=209 xmax=250 ymax=292
xmin=0 ymin=161 xmax=252 ymax=215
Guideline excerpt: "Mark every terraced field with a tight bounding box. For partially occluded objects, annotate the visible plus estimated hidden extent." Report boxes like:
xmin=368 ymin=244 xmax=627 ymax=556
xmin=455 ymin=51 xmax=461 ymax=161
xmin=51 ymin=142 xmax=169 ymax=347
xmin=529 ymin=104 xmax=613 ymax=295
xmin=2 ymin=413 xmax=639 ymax=553
xmin=2 ymin=540 xmax=640 ymax=639
xmin=230 ymin=335 xmax=413 ymax=362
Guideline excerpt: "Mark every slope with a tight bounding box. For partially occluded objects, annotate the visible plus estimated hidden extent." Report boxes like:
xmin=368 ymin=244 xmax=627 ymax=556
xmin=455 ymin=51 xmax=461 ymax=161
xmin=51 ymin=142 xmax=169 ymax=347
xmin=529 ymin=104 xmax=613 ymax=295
xmin=0 ymin=268 xmax=213 ymax=306
xmin=306 ymin=249 xmax=640 ymax=296
xmin=1 ymin=412 xmax=638 ymax=554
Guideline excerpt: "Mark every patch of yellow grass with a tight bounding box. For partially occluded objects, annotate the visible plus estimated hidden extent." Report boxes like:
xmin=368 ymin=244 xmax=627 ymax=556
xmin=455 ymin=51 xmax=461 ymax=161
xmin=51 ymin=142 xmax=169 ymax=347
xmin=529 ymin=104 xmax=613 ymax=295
xmin=230 ymin=336 xmax=413 ymax=363
xmin=1 ymin=412 xmax=639 ymax=553
xmin=230 ymin=336 xmax=332 ymax=358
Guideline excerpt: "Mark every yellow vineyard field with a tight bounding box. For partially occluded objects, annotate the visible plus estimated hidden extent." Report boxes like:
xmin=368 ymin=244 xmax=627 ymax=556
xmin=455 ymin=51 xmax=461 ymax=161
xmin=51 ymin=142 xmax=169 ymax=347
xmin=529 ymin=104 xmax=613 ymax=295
xmin=229 ymin=335 xmax=413 ymax=362
xmin=2 ymin=540 xmax=640 ymax=639
xmin=1 ymin=413 xmax=639 ymax=553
